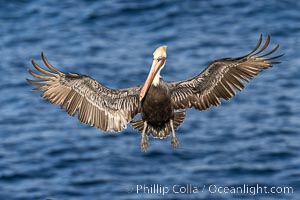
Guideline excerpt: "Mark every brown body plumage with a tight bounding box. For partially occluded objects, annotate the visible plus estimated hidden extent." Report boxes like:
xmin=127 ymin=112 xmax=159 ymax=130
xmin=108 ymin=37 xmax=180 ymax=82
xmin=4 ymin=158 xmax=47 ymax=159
xmin=27 ymin=35 xmax=283 ymax=152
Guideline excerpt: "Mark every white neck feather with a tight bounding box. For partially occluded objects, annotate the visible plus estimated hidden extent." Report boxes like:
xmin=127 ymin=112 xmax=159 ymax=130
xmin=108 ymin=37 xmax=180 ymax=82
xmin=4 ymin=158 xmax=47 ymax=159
xmin=151 ymin=62 xmax=165 ymax=87
xmin=152 ymin=71 xmax=161 ymax=86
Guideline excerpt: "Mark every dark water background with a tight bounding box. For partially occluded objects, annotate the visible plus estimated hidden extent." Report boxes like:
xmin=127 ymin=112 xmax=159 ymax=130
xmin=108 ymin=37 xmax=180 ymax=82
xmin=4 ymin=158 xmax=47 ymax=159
xmin=1 ymin=0 xmax=300 ymax=199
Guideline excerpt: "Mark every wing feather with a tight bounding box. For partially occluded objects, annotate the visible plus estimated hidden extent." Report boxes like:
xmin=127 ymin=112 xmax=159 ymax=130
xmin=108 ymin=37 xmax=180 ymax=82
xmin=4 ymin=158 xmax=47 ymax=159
xmin=169 ymin=35 xmax=283 ymax=110
xmin=27 ymin=53 xmax=141 ymax=132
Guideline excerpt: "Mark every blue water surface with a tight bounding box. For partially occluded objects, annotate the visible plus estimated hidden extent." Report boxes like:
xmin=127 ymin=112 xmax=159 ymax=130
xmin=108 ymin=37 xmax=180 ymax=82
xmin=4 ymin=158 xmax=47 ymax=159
xmin=0 ymin=0 xmax=299 ymax=199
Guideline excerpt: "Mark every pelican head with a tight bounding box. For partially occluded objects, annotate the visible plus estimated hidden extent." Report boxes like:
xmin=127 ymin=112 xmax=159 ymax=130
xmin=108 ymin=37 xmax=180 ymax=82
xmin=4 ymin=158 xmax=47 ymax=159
xmin=140 ymin=46 xmax=167 ymax=101
xmin=153 ymin=45 xmax=167 ymax=60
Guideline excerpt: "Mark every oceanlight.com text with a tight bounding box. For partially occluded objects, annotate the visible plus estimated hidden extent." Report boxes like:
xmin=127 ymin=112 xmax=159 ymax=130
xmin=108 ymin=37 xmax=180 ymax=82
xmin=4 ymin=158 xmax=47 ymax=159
xmin=128 ymin=184 xmax=293 ymax=196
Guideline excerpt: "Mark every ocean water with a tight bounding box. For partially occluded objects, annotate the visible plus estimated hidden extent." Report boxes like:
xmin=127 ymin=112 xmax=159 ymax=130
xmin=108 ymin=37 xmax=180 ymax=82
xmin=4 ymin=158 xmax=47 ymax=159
xmin=0 ymin=0 xmax=300 ymax=199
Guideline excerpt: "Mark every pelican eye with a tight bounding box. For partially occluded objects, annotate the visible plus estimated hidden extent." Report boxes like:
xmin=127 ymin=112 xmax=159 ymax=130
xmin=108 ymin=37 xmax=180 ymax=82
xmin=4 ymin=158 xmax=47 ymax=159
xmin=157 ymin=56 xmax=166 ymax=61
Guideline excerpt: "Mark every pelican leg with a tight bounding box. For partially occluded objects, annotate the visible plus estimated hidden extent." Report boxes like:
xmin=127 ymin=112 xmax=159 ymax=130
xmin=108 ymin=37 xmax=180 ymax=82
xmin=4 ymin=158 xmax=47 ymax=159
xmin=141 ymin=121 xmax=149 ymax=152
xmin=170 ymin=119 xmax=179 ymax=149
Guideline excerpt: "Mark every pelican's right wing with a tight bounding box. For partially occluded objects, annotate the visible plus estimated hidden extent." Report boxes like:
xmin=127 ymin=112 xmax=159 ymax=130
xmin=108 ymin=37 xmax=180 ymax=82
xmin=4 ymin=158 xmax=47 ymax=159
xmin=27 ymin=53 xmax=141 ymax=132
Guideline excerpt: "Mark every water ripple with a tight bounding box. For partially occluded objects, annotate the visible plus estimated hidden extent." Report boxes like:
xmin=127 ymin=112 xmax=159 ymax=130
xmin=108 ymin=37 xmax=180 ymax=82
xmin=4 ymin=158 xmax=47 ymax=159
xmin=0 ymin=0 xmax=299 ymax=199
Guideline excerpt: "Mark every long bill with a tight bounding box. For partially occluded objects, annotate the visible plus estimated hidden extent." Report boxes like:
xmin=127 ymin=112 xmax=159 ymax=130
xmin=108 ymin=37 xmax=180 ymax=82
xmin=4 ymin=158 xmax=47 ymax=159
xmin=139 ymin=59 xmax=165 ymax=101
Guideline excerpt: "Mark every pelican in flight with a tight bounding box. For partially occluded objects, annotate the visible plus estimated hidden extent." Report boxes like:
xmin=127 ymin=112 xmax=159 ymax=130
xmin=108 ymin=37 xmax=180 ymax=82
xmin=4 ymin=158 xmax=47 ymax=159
xmin=27 ymin=35 xmax=282 ymax=152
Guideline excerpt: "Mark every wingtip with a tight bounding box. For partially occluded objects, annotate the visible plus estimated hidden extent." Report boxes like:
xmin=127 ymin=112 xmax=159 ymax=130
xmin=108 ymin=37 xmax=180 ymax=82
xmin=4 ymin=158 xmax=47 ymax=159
xmin=269 ymin=61 xmax=282 ymax=65
xmin=41 ymin=52 xmax=47 ymax=61
xmin=26 ymin=77 xmax=36 ymax=86
xmin=39 ymin=52 xmax=63 ymax=75
xmin=25 ymin=77 xmax=31 ymax=83
xmin=267 ymin=34 xmax=271 ymax=41
xmin=258 ymin=33 xmax=270 ymax=42
xmin=276 ymin=53 xmax=285 ymax=58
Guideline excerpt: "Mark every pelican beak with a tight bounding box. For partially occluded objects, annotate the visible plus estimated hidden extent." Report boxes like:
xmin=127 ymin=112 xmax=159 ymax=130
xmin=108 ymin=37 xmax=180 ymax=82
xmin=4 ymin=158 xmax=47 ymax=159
xmin=139 ymin=58 xmax=165 ymax=101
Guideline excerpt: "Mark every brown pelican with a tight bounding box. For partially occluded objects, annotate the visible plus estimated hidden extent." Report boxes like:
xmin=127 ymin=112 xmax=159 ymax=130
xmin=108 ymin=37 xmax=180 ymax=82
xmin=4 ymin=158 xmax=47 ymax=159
xmin=27 ymin=35 xmax=282 ymax=152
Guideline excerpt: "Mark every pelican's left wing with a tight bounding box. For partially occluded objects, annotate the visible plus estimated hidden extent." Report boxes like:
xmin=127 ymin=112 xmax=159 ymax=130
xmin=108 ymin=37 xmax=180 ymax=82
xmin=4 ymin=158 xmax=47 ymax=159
xmin=168 ymin=35 xmax=283 ymax=111
xmin=27 ymin=53 xmax=141 ymax=132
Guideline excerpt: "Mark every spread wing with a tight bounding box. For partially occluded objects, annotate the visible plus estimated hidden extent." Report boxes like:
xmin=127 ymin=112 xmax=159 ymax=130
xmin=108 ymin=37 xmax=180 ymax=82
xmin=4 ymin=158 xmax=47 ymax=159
xmin=168 ymin=34 xmax=283 ymax=110
xmin=27 ymin=53 xmax=141 ymax=132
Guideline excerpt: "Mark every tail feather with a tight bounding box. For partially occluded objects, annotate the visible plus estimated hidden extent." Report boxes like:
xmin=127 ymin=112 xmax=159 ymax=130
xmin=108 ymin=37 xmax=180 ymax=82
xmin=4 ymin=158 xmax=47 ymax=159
xmin=131 ymin=110 xmax=185 ymax=138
